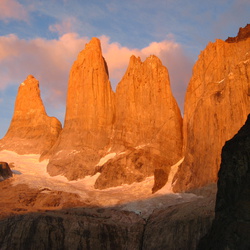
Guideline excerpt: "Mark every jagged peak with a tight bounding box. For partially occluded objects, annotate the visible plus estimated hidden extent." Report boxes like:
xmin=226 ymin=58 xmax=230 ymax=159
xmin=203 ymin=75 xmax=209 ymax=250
xmin=20 ymin=74 xmax=39 ymax=87
xmin=225 ymin=24 xmax=250 ymax=43
xmin=128 ymin=54 xmax=162 ymax=67
xmin=85 ymin=37 xmax=101 ymax=51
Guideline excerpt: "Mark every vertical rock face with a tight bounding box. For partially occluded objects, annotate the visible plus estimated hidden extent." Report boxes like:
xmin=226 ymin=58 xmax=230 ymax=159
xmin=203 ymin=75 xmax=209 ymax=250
xmin=0 ymin=208 xmax=145 ymax=250
xmin=95 ymin=55 xmax=183 ymax=189
xmin=173 ymin=26 xmax=250 ymax=192
xmin=0 ymin=75 xmax=62 ymax=155
xmin=113 ymin=55 xmax=182 ymax=154
xmin=46 ymin=38 xmax=115 ymax=180
xmin=143 ymin=187 xmax=216 ymax=250
xmin=198 ymin=114 xmax=250 ymax=250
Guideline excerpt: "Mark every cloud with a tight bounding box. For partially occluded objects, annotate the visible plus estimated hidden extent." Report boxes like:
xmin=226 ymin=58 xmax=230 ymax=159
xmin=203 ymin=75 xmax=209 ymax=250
xmin=0 ymin=33 xmax=88 ymax=105
xmin=0 ymin=0 xmax=29 ymax=22
xmin=49 ymin=17 xmax=78 ymax=35
xmin=0 ymin=33 xmax=192 ymax=120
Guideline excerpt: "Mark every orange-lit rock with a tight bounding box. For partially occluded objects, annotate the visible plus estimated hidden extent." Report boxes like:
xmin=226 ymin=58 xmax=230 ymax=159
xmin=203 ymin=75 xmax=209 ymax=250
xmin=173 ymin=26 xmax=250 ymax=192
xmin=46 ymin=38 xmax=115 ymax=180
xmin=95 ymin=55 xmax=183 ymax=189
xmin=0 ymin=75 xmax=62 ymax=155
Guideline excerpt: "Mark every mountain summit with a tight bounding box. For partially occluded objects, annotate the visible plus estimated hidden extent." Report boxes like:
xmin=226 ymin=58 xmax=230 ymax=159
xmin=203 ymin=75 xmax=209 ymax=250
xmin=46 ymin=37 xmax=115 ymax=180
xmin=0 ymin=75 xmax=62 ymax=155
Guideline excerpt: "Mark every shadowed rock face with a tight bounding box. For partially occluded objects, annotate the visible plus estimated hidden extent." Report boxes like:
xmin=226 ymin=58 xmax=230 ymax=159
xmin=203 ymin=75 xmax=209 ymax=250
xmin=173 ymin=27 xmax=250 ymax=192
xmin=0 ymin=180 xmax=216 ymax=250
xmin=46 ymin=38 xmax=115 ymax=180
xmin=143 ymin=186 xmax=216 ymax=250
xmin=94 ymin=55 xmax=183 ymax=189
xmin=0 ymin=208 xmax=145 ymax=250
xmin=0 ymin=75 xmax=62 ymax=155
xmin=198 ymin=114 xmax=250 ymax=250
xmin=0 ymin=162 xmax=12 ymax=181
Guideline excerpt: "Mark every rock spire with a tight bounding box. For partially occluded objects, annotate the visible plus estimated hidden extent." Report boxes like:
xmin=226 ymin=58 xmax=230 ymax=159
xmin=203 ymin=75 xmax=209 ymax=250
xmin=0 ymin=75 xmax=62 ymax=155
xmin=46 ymin=37 xmax=115 ymax=180
xmin=94 ymin=55 xmax=183 ymax=189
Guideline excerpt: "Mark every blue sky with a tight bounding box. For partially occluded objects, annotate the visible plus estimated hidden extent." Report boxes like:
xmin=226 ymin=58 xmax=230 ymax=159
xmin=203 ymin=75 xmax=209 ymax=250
xmin=0 ymin=0 xmax=249 ymax=138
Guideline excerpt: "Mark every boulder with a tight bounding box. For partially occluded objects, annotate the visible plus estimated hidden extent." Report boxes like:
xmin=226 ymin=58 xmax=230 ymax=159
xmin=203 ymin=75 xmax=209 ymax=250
xmin=0 ymin=162 xmax=12 ymax=181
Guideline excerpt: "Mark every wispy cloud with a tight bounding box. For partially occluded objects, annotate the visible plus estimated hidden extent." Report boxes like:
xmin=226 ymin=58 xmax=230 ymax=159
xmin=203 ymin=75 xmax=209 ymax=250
xmin=49 ymin=17 xmax=78 ymax=35
xmin=0 ymin=0 xmax=29 ymax=22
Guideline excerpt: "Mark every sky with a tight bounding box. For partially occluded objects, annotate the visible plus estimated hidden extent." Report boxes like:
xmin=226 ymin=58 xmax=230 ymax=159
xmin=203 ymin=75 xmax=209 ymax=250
xmin=0 ymin=0 xmax=249 ymax=138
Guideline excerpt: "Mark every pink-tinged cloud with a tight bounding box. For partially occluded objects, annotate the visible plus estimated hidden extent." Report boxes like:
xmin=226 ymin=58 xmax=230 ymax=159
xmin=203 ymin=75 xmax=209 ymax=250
xmin=0 ymin=33 xmax=88 ymax=104
xmin=0 ymin=0 xmax=28 ymax=22
xmin=0 ymin=33 xmax=193 ymax=118
xmin=49 ymin=17 xmax=78 ymax=35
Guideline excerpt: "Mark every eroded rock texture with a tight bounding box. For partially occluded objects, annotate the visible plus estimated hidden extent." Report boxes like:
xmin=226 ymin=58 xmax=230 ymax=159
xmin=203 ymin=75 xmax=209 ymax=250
xmin=143 ymin=186 xmax=216 ymax=250
xmin=198 ymin=114 xmax=250 ymax=250
xmin=0 ymin=208 xmax=145 ymax=250
xmin=0 ymin=75 xmax=62 ymax=155
xmin=0 ymin=184 xmax=216 ymax=250
xmin=173 ymin=26 xmax=250 ymax=192
xmin=95 ymin=55 xmax=183 ymax=189
xmin=46 ymin=38 xmax=115 ymax=180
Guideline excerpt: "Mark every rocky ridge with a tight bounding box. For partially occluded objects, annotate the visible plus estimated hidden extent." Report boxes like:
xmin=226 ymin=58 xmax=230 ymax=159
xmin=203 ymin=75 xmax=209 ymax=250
xmin=0 ymin=26 xmax=249 ymax=193
xmin=0 ymin=75 xmax=62 ymax=155
xmin=173 ymin=27 xmax=250 ymax=192
xmin=45 ymin=38 xmax=183 ymax=189
xmin=226 ymin=23 xmax=250 ymax=43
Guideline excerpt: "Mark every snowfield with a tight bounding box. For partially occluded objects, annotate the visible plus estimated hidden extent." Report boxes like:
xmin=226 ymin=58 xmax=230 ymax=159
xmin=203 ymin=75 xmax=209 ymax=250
xmin=0 ymin=150 xmax=201 ymax=217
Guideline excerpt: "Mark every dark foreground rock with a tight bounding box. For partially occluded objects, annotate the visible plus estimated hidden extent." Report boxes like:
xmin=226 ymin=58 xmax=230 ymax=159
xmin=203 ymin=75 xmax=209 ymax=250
xmin=0 ymin=162 xmax=12 ymax=181
xmin=198 ymin=114 xmax=250 ymax=250
xmin=0 ymin=208 xmax=145 ymax=250
xmin=0 ymin=184 xmax=216 ymax=250
xmin=143 ymin=185 xmax=216 ymax=250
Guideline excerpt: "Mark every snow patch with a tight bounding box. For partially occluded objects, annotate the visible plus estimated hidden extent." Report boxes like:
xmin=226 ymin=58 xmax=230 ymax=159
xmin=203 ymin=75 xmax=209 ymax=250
xmin=68 ymin=150 xmax=80 ymax=155
xmin=243 ymin=59 xmax=250 ymax=64
xmin=0 ymin=150 xmax=202 ymax=217
xmin=156 ymin=157 xmax=184 ymax=194
xmin=96 ymin=153 xmax=116 ymax=166
xmin=217 ymin=78 xmax=225 ymax=84
xmin=135 ymin=144 xmax=149 ymax=149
